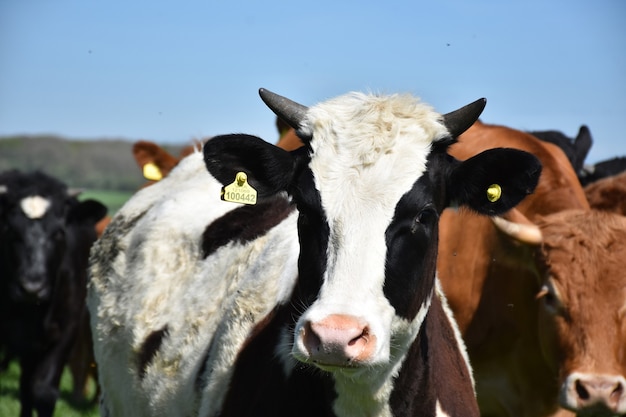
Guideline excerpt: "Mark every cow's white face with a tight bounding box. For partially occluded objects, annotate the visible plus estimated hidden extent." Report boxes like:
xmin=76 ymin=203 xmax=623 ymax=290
xmin=290 ymin=93 xmax=450 ymax=372
xmin=203 ymin=88 xmax=541 ymax=417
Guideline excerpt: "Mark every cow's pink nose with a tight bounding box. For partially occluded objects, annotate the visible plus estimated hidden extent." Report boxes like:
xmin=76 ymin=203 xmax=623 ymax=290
xmin=301 ymin=314 xmax=376 ymax=366
xmin=564 ymin=373 xmax=626 ymax=412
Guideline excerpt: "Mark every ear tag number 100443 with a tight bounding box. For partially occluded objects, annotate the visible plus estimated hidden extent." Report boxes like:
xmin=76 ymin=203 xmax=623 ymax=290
xmin=221 ymin=172 xmax=257 ymax=205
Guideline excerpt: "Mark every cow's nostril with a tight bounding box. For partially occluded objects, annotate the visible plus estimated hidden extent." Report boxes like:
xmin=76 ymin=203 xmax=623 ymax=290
xmin=348 ymin=327 xmax=369 ymax=347
xmin=610 ymin=381 xmax=624 ymax=402
xmin=575 ymin=379 xmax=590 ymax=400
xmin=302 ymin=321 xmax=321 ymax=354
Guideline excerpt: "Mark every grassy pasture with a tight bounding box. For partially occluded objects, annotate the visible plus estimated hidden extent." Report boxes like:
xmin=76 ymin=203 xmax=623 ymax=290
xmin=0 ymin=361 xmax=99 ymax=417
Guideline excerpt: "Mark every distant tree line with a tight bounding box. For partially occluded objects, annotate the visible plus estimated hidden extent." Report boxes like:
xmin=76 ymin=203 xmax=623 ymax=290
xmin=0 ymin=135 xmax=185 ymax=191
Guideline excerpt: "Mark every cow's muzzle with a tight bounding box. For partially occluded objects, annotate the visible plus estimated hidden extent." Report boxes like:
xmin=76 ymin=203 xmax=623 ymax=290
xmin=560 ymin=372 xmax=626 ymax=416
xmin=295 ymin=314 xmax=378 ymax=368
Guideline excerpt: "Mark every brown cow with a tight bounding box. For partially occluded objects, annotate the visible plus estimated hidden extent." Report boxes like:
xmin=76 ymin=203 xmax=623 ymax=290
xmin=132 ymin=140 xmax=200 ymax=186
xmin=438 ymin=121 xmax=626 ymax=417
xmin=583 ymin=170 xmax=626 ymax=216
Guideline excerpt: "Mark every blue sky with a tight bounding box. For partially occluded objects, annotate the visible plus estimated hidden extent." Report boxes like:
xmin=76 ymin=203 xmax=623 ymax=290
xmin=1 ymin=0 xmax=624 ymax=163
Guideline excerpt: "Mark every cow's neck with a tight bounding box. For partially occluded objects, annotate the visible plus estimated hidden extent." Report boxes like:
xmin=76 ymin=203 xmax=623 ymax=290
xmin=332 ymin=372 xmax=395 ymax=417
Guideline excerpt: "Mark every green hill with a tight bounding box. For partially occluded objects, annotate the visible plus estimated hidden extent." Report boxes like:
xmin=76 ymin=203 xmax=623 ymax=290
xmin=0 ymin=135 xmax=185 ymax=192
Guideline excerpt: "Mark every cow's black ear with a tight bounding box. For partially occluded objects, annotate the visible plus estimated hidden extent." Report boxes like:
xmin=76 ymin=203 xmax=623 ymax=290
xmin=448 ymin=148 xmax=542 ymax=215
xmin=203 ymin=134 xmax=295 ymax=197
xmin=68 ymin=199 xmax=108 ymax=225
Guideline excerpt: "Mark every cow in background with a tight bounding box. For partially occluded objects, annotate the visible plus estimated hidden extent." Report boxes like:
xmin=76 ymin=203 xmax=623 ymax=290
xmin=0 ymin=170 xmax=107 ymax=417
xmin=583 ymin=170 xmax=626 ymax=215
xmin=131 ymin=118 xmax=303 ymax=187
xmin=69 ymin=123 xmax=308 ymax=403
xmin=580 ymin=156 xmax=626 ymax=186
xmin=438 ymin=121 xmax=626 ymax=417
xmin=529 ymin=125 xmax=592 ymax=179
xmin=132 ymin=140 xmax=200 ymax=187
xmin=88 ymin=89 xmax=542 ymax=417
xmin=530 ymin=125 xmax=626 ymax=186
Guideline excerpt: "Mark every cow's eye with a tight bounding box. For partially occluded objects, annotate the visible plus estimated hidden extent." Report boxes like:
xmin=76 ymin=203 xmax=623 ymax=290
xmin=411 ymin=207 xmax=437 ymax=234
xmin=537 ymin=281 xmax=563 ymax=314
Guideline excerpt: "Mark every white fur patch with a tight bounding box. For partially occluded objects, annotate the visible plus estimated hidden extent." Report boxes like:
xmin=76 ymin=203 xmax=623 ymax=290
xmin=436 ymin=399 xmax=451 ymax=417
xmin=20 ymin=195 xmax=50 ymax=219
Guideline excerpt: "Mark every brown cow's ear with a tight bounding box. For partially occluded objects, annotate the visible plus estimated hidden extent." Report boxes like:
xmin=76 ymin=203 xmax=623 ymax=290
xmin=442 ymin=98 xmax=486 ymax=137
xmin=133 ymin=140 xmax=179 ymax=180
xmin=448 ymin=147 xmax=542 ymax=216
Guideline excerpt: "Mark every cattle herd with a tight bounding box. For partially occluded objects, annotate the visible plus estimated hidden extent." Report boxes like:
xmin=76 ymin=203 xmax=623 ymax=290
xmin=1 ymin=88 xmax=625 ymax=417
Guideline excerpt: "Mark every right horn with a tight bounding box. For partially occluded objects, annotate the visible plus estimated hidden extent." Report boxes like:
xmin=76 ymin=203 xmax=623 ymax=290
xmin=442 ymin=98 xmax=487 ymax=137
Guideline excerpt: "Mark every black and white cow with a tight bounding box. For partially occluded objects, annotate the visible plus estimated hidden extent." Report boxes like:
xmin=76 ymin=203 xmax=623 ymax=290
xmin=88 ymin=89 xmax=541 ymax=417
xmin=0 ymin=170 xmax=107 ymax=417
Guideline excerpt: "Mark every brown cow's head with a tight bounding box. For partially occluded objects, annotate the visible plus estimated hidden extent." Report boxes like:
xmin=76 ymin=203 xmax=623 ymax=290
xmin=496 ymin=209 xmax=626 ymax=416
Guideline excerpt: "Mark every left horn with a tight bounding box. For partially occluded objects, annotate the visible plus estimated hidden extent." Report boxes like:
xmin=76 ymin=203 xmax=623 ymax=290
xmin=67 ymin=188 xmax=83 ymax=198
xmin=442 ymin=98 xmax=487 ymax=137
xmin=259 ymin=88 xmax=308 ymax=130
xmin=491 ymin=208 xmax=542 ymax=245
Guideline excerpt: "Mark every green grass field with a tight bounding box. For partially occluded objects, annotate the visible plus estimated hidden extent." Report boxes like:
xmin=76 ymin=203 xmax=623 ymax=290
xmin=79 ymin=189 xmax=134 ymax=216
xmin=0 ymin=361 xmax=100 ymax=417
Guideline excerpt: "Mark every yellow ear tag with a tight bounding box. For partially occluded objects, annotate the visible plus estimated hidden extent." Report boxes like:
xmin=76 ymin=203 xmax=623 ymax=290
xmin=143 ymin=162 xmax=163 ymax=181
xmin=487 ymin=184 xmax=502 ymax=203
xmin=221 ymin=172 xmax=257 ymax=205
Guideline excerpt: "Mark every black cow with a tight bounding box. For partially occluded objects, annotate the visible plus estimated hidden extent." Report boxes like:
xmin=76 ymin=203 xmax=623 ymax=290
xmin=0 ymin=170 xmax=107 ymax=417
xmin=530 ymin=125 xmax=626 ymax=186
xmin=529 ymin=125 xmax=593 ymax=178
xmin=579 ymin=156 xmax=626 ymax=186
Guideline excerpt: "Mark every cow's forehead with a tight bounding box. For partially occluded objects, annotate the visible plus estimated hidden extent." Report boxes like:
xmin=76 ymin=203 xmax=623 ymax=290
xmin=20 ymin=195 xmax=51 ymax=219
xmin=303 ymin=92 xmax=450 ymax=218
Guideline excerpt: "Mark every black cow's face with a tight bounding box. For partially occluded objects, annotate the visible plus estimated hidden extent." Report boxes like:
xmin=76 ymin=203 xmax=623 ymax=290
xmin=0 ymin=172 xmax=107 ymax=306
xmin=0 ymin=195 xmax=67 ymax=303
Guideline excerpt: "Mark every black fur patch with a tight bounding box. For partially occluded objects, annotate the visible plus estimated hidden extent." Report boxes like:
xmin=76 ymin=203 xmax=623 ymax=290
xmin=202 ymin=196 xmax=295 ymax=258
xmin=137 ymin=326 xmax=169 ymax=379
xmin=218 ymin=306 xmax=336 ymax=417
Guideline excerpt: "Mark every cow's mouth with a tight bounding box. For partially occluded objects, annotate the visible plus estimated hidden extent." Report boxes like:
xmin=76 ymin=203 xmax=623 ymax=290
xmin=575 ymin=407 xmax=625 ymax=417
xmin=11 ymin=283 xmax=50 ymax=304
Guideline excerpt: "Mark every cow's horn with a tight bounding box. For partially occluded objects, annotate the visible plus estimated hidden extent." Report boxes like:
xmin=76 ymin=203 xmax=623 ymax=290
xmin=259 ymin=88 xmax=308 ymax=130
xmin=443 ymin=98 xmax=487 ymax=137
xmin=491 ymin=215 xmax=543 ymax=245
xmin=68 ymin=188 xmax=83 ymax=197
